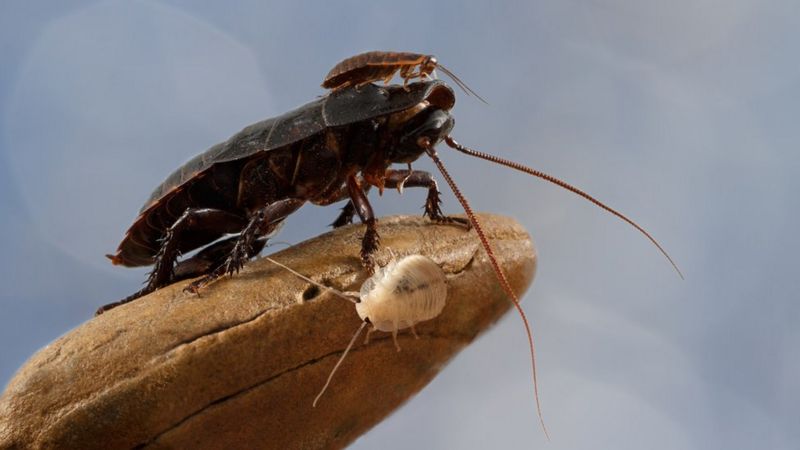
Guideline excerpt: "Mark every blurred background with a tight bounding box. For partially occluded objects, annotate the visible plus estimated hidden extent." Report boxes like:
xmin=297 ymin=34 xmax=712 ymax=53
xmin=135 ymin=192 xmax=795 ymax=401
xmin=1 ymin=1 xmax=797 ymax=448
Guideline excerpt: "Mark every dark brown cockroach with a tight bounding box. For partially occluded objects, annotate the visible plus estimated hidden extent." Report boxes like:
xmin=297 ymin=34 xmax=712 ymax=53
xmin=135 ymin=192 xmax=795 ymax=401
xmin=322 ymin=51 xmax=487 ymax=104
xmin=101 ymin=81 xmax=465 ymax=316
xmin=102 ymin=77 xmax=681 ymax=439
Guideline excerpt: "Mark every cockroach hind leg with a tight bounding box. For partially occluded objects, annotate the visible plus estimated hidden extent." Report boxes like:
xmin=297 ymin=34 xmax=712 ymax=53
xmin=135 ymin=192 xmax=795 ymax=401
xmin=354 ymin=79 xmax=373 ymax=91
xmin=360 ymin=227 xmax=381 ymax=272
xmin=410 ymin=324 xmax=420 ymax=339
xmin=329 ymin=80 xmax=352 ymax=93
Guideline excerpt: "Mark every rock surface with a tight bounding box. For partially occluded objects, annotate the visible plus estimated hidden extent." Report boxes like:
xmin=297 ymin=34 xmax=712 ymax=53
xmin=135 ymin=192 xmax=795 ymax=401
xmin=0 ymin=214 xmax=536 ymax=450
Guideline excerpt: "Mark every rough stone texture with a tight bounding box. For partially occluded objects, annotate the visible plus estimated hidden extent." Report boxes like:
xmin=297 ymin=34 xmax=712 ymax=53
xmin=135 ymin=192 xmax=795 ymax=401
xmin=0 ymin=214 xmax=536 ymax=450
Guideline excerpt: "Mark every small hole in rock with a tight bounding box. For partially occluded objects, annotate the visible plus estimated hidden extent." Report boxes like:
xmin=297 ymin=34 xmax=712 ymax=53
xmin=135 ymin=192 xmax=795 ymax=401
xmin=302 ymin=285 xmax=321 ymax=301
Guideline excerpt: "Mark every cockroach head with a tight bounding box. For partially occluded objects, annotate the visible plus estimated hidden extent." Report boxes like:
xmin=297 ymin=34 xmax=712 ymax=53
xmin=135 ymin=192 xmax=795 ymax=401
xmin=389 ymin=107 xmax=454 ymax=163
xmin=387 ymin=84 xmax=455 ymax=163
xmin=420 ymin=55 xmax=438 ymax=75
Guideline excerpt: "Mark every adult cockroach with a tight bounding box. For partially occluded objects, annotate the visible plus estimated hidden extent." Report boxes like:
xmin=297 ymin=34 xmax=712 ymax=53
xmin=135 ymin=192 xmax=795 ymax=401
xmin=322 ymin=51 xmax=487 ymax=104
xmin=100 ymin=81 xmax=466 ymax=315
xmin=264 ymin=252 xmax=448 ymax=406
xmin=102 ymin=77 xmax=681 ymax=438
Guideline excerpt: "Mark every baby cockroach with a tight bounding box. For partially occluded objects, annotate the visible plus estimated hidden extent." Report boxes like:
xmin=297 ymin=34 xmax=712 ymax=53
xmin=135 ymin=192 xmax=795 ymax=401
xmin=356 ymin=253 xmax=448 ymax=349
xmin=322 ymin=50 xmax=487 ymax=103
xmin=264 ymin=252 xmax=447 ymax=407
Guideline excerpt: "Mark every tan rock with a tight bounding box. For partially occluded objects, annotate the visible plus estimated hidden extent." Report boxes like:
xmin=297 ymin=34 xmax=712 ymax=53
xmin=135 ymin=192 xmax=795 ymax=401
xmin=0 ymin=214 xmax=536 ymax=450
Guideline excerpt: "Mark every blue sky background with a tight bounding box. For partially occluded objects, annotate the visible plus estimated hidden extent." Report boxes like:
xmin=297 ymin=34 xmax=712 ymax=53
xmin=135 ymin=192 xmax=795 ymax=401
xmin=1 ymin=1 xmax=798 ymax=448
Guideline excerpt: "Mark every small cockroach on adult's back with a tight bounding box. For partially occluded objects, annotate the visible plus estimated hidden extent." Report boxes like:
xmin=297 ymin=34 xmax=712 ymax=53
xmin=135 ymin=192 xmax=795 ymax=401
xmin=322 ymin=50 xmax=487 ymax=103
xmin=264 ymin=252 xmax=448 ymax=406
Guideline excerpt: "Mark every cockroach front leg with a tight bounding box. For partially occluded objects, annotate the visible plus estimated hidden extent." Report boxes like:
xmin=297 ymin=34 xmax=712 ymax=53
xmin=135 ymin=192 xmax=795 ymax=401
xmin=399 ymin=66 xmax=426 ymax=88
xmin=346 ymin=174 xmax=380 ymax=271
xmin=383 ymin=169 xmax=471 ymax=228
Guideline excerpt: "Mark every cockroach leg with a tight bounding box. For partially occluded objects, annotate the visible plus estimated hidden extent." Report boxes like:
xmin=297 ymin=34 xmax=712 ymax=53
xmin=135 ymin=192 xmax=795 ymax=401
xmin=96 ymin=208 xmax=248 ymax=315
xmin=185 ymin=198 xmax=304 ymax=293
xmin=346 ymin=174 xmax=380 ymax=271
xmin=150 ymin=208 xmax=248 ymax=285
xmin=331 ymin=201 xmax=357 ymax=228
xmin=329 ymin=80 xmax=353 ymax=92
xmin=443 ymin=136 xmax=684 ymax=279
xmin=363 ymin=325 xmax=375 ymax=345
xmin=382 ymin=169 xmax=470 ymax=228
xmin=383 ymin=71 xmax=396 ymax=86
xmin=330 ymin=184 xmax=373 ymax=229
xmin=172 ymin=235 xmax=268 ymax=282
xmin=391 ymin=329 xmax=401 ymax=352
xmin=400 ymin=65 xmax=427 ymax=85
xmin=360 ymin=226 xmax=380 ymax=271
xmin=424 ymin=143 xmax=550 ymax=440
xmin=396 ymin=163 xmax=413 ymax=194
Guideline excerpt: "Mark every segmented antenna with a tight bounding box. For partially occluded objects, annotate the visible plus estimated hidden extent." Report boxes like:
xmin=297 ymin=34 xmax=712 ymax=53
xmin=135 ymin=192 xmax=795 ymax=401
xmin=444 ymin=136 xmax=683 ymax=279
xmin=424 ymin=145 xmax=550 ymax=441
xmin=436 ymin=64 xmax=489 ymax=105
xmin=313 ymin=322 xmax=369 ymax=407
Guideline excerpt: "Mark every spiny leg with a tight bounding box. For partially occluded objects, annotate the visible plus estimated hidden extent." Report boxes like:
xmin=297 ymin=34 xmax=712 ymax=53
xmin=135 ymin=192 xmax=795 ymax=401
xmin=97 ymin=208 xmax=248 ymax=315
xmin=186 ymin=198 xmax=305 ymax=293
xmin=382 ymin=169 xmax=470 ymax=228
xmin=331 ymin=200 xmax=357 ymax=228
xmin=346 ymin=174 xmax=380 ymax=271
xmin=171 ymin=235 xmax=269 ymax=282
xmin=331 ymin=184 xmax=373 ymax=228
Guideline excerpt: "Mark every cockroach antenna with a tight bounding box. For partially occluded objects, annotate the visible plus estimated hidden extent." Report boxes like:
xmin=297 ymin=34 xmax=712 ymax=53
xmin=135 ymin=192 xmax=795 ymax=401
xmin=425 ymin=135 xmax=684 ymax=438
xmin=423 ymin=143 xmax=551 ymax=441
xmin=443 ymin=136 xmax=684 ymax=280
xmin=435 ymin=63 xmax=488 ymax=105
xmin=425 ymin=134 xmax=684 ymax=436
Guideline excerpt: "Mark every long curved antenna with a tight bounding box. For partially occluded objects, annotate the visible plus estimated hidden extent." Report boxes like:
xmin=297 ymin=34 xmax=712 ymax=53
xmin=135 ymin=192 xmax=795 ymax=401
xmin=313 ymin=322 xmax=369 ymax=407
xmin=437 ymin=63 xmax=489 ymax=105
xmin=425 ymin=145 xmax=550 ymax=440
xmin=444 ymin=136 xmax=684 ymax=279
xmin=264 ymin=256 xmax=366 ymax=406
